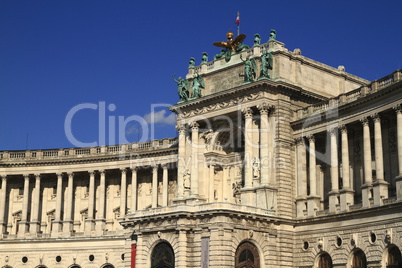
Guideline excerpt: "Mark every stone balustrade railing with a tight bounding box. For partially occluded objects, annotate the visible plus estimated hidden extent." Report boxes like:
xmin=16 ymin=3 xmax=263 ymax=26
xmin=0 ymin=137 xmax=178 ymax=162
xmin=296 ymin=70 xmax=402 ymax=120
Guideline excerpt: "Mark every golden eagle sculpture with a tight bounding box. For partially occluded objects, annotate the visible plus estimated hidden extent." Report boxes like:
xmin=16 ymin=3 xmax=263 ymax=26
xmin=213 ymin=31 xmax=246 ymax=51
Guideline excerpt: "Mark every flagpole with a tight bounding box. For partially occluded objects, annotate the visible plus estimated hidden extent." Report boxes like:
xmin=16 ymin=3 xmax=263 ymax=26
xmin=237 ymin=11 xmax=240 ymax=36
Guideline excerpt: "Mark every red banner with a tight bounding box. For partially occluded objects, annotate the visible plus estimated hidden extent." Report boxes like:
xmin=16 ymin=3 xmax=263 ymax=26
xmin=131 ymin=244 xmax=137 ymax=268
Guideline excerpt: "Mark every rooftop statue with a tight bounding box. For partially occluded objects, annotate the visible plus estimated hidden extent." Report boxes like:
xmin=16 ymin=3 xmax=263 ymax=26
xmin=269 ymin=29 xmax=276 ymax=41
xmin=201 ymin=52 xmax=208 ymax=64
xmin=189 ymin=57 xmax=195 ymax=68
xmin=213 ymin=31 xmax=247 ymax=62
xmin=254 ymin=33 xmax=261 ymax=46
xmin=173 ymin=75 xmax=190 ymax=102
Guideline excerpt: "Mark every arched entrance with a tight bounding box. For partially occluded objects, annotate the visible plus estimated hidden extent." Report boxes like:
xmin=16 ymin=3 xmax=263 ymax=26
xmin=235 ymin=241 xmax=260 ymax=268
xmin=317 ymin=252 xmax=333 ymax=268
xmin=151 ymin=241 xmax=175 ymax=268
xmin=387 ymin=245 xmax=402 ymax=268
xmin=351 ymin=249 xmax=367 ymax=268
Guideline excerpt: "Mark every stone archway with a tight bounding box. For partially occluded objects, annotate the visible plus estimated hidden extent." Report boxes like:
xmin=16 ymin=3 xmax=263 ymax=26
xmin=235 ymin=241 xmax=260 ymax=268
xmin=317 ymin=252 xmax=333 ymax=268
xmin=351 ymin=249 xmax=367 ymax=268
xmin=151 ymin=241 xmax=175 ymax=268
xmin=386 ymin=245 xmax=402 ymax=268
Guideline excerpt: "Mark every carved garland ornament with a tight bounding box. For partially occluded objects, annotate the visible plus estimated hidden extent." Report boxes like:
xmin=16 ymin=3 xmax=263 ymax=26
xmin=181 ymin=92 xmax=263 ymax=118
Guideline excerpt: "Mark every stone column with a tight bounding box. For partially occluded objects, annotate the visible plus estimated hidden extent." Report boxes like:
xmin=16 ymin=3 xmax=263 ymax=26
xmin=208 ymin=165 xmax=215 ymax=202
xmin=339 ymin=125 xmax=354 ymax=211
xmin=177 ymin=229 xmax=188 ymax=268
xmin=307 ymin=135 xmax=320 ymax=216
xmin=328 ymin=128 xmax=339 ymax=213
xmin=30 ymin=174 xmax=41 ymax=235
xmin=295 ymin=138 xmax=307 ymax=217
xmin=0 ymin=176 xmax=7 ymax=234
xmin=131 ymin=167 xmax=138 ymax=212
xmin=361 ymin=117 xmax=373 ymax=208
xmin=52 ymin=173 xmax=63 ymax=237
xmin=258 ymin=103 xmax=270 ymax=186
xmin=372 ymin=114 xmax=389 ymax=205
xmin=63 ymin=172 xmax=74 ymax=236
xmin=394 ymin=105 xmax=402 ymax=200
xmin=241 ymin=107 xmax=255 ymax=206
xmin=85 ymin=171 xmax=95 ymax=235
xmin=222 ymin=166 xmax=229 ymax=202
xmin=152 ymin=165 xmax=158 ymax=208
xmin=176 ymin=124 xmax=186 ymax=200
xmin=18 ymin=174 xmax=30 ymax=238
xmin=162 ymin=164 xmax=168 ymax=207
xmin=190 ymin=122 xmax=199 ymax=198
xmin=95 ymin=170 xmax=106 ymax=235
xmin=120 ymin=168 xmax=127 ymax=217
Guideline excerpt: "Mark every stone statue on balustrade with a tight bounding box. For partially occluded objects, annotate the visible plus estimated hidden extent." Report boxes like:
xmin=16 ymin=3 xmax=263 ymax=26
xmin=201 ymin=52 xmax=208 ymax=64
xmin=259 ymin=49 xmax=273 ymax=80
xmin=190 ymin=72 xmax=204 ymax=99
xmin=269 ymin=29 xmax=276 ymax=41
xmin=189 ymin=57 xmax=196 ymax=68
xmin=254 ymin=33 xmax=261 ymax=46
xmin=240 ymin=54 xmax=257 ymax=83
xmin=173 ymin=75 xmax=190 ymax=102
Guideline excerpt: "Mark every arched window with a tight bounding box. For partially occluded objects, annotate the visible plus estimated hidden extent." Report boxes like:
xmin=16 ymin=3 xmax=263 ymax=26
xmin=387 ymin=245 xmax=402 ymax=268
xmin=352 ymin=249 xmax=367 ymax=268
xmin=235 ymin=241 xmax=260 ymax=268
xmin=318 ymin=252 xmax=333 ymax=268
xmin=101 ymin=265 xmax=115 ymax=268
xmin=151 ymin=242 xmax=175 ymax=268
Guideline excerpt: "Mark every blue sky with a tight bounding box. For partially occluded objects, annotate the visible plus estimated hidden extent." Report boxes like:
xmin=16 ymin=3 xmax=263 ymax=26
xmin=1 ymin=0 xmax=401 ymax=150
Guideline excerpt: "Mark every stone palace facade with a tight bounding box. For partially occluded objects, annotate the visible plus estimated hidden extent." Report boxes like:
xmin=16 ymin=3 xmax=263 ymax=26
xmin=0 ymin=33 xmax=402 ymax=268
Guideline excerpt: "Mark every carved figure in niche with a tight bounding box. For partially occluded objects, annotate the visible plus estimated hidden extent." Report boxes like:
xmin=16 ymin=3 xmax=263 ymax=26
xmin=252 ymin=157 xmax=260 ymax=179
xmin=269 ymin=29 xmax=276 ymax=41
xmin=137 ymin=183 xmax=142 ymax=195
xmin=259 ymin=49 xmax=273 ymax=79
xmin=240 ymin=54 xmax=256 ymax=83
xmin=201 ymin=52 xmax=208 ymax=64
xmin=183 ymin=170 xmax=191 ymax=189
xmin=173 ymin=75 xmax=190 ymax=102
xmin=190 ymin=72 xmax=204 ymax=99
xmin=232 ymin=181 xmax=242 ymax=204
xmin=188 ymin=57 xmax=195 ymax=68
xmin=201 ymin=129 xmax=214 ymax=150
xmin=254 ymin=33 xmax=261 ymax=46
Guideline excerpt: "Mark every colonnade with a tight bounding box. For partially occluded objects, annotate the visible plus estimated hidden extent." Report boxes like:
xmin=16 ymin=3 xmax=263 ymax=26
xmin=296 ymin=107 xmax=402 ymax=217
xmin=0 ymin=164 xmax=172 ymax=238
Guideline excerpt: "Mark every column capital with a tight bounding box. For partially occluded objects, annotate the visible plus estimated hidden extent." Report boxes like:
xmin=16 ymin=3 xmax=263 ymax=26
xmin=56 ymin=172 xmax=64 ymax=177
xmin=66 ymin=172 xmax=74 ymax=177
xmin=23 ymin=174 xmax=30 ymax=179
xmin=257 ymin=103 xmax=269 ymax=115
xmin=152 ymin=165 xmax=159 ymax=171
xmin=242 ymin=107 xmax=253 ymax=118
xmin=328 ymin=127 xmax=338 ymax=136
xmin=120 ymin=168 xmax=127 ymax=174
xmin=130 ymin=166 xmax=140 ymax=172
xmin=99 ymin=170 xmax=106 ymax=175
xmin=371 ymin=113 xmax=380 ymax=122
xmin=34 ymin=174 xmax=41 ymax=179
xmin=294 ymin=137 xmax=304 ymax=146
xmin=0 ymin=175 xmax=7 ymax=181
xmin=161 ymin=163 xmax=168 ymax=169
xmin=360 ymin=117 xmax=370 ymax=126
xmin=307 ymin=134 xmax=315 ymax=142
xmin=176 ymin=124 xmax=186 ymax=134
xmin=393 ymin=104 xmax=402 ymax=114
xmin=190 ymin=121 xmax=199 ymax=131
xmin=88 ymin=171 xmax=96 ymax=176
xmin=339 ymin=124 xmax=348 ymax=133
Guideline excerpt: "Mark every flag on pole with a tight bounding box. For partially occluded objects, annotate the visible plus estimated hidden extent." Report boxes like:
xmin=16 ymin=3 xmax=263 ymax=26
xmin=235 ymin=11 xmax=240 ymax=25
